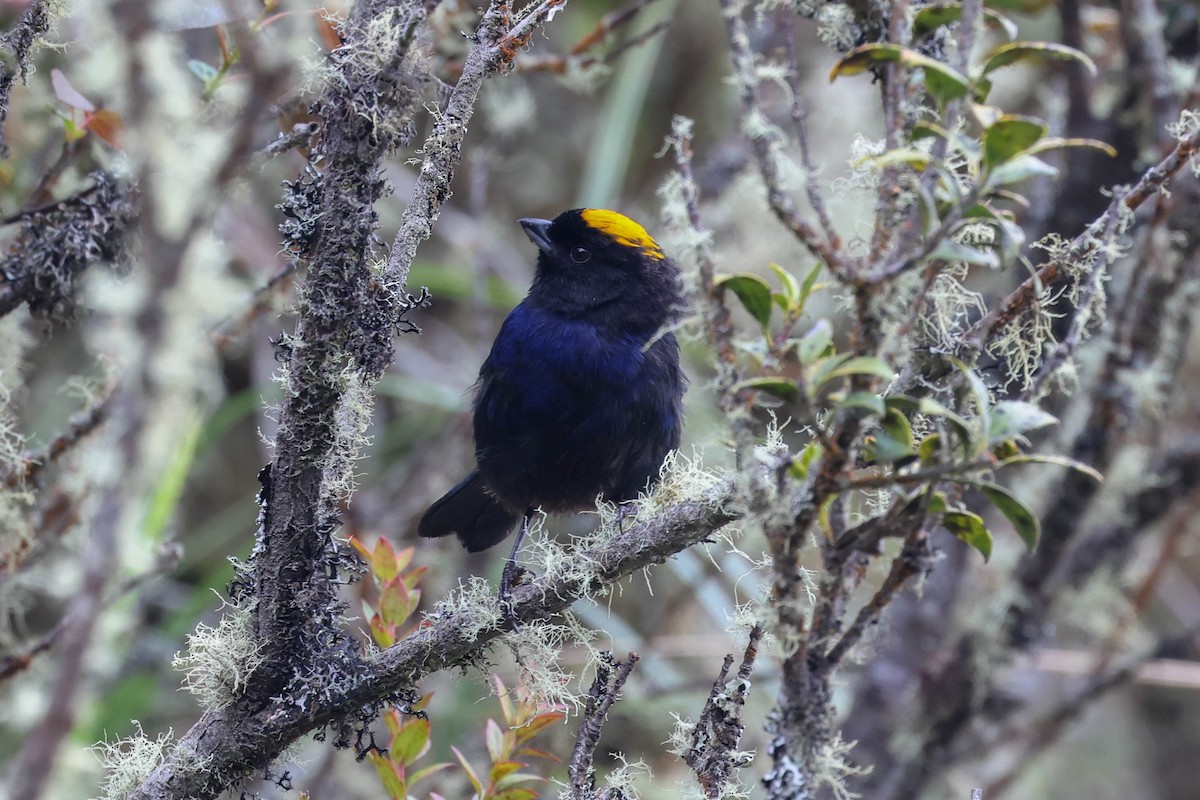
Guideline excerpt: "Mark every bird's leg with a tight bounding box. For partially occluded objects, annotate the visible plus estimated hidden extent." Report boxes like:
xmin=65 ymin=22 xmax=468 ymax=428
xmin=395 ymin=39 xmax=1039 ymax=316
xmin=500 ymin=509 xmax=534 ymax=627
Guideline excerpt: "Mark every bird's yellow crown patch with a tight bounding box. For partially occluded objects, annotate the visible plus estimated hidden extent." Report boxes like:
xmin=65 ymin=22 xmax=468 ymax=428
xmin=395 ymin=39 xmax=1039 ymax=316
xmin=580 ymin=209 xmax=665 ymax=261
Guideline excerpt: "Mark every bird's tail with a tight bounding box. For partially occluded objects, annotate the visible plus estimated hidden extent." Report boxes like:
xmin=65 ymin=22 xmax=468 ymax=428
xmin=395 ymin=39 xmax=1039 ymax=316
xmin=418 ymin=470 xmax=519 ymax=553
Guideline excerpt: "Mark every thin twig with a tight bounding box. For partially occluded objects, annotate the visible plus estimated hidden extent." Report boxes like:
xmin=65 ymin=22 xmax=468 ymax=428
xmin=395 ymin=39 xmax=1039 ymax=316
xmin=567 ymin=652 xmax=640 ymax=797
xmin=969 ymin=125 xmax=1200 ymax=348
xmin=384 ymin=0 xmax=571 ymax=287
xmin=684 ymin=625 xmax=763 ymax=798
xmin=2 ymin=388 xmax=113 ymax=489
xmin=717 ymin=0 xmax=848 ymax=278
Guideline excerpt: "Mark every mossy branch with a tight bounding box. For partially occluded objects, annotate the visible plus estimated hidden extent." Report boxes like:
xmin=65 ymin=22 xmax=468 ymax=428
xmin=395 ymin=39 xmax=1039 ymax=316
xmin=127 ymin=479 xmax=739 ymax=799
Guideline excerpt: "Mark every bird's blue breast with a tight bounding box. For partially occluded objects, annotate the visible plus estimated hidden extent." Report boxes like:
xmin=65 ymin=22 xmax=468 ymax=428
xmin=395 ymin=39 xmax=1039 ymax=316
xmin=472 ymin=302 xmax=681 ymax=511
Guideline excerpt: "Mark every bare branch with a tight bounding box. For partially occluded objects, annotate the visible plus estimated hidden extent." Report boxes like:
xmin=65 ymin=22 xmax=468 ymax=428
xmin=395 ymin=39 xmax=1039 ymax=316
xmin=568 ymin=652 xmax=640 ymax=798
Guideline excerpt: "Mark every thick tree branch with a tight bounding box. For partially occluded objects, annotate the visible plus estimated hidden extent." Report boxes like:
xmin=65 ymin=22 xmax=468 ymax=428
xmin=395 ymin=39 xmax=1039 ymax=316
xmin=127 ymin=482 xmax=739 ymax=799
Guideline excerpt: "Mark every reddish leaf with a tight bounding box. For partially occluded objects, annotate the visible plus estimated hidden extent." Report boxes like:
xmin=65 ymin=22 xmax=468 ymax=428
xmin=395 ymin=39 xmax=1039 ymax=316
xmin=485 ymin=718 xmax=507 ymax=762
xmin=512 ymin=711 xmax=565 ymax=744
xmin=373 ymin=537 xmax=399 ymax=581
xmin=316 ymin=11 xmax=342 ymax=50
xmin=490 ymin=789 xmax=537 ymax=800
xmin=402 ymin=564 xmax=428 ymax=591
xmin=369 ymin=613 xmax=395 ymax=648
xmin=84 ymin=108 xmax=124 ymax=148
xmin=381 ymin=708 xmax=403 ymax=739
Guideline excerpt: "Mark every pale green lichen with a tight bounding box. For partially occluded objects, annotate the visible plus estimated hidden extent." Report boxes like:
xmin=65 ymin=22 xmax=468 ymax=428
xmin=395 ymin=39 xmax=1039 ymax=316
xmin=91 ymin=722 xmax=174 ymax=800
xmin=172 ymin=602 xmax=265 ymax=710
xmin=500 ymin=610 xmax=598 ymax=714
xmin=807 ymin=733 xmax=869 ymax=800
xmin=326 ymin=366 xmax=375 ymax=501
xmin=421 ymin=575 xmax=504 ymax=641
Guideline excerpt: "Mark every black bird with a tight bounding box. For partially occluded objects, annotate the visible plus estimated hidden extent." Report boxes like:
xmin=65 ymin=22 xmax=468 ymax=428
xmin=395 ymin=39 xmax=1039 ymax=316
xmin=418 ymin=208 xmax=685 ymax=606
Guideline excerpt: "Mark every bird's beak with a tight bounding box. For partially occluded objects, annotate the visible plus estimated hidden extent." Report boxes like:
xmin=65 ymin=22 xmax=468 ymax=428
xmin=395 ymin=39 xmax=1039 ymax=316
xmin=519 ymin=218 xmax=554 ymax=255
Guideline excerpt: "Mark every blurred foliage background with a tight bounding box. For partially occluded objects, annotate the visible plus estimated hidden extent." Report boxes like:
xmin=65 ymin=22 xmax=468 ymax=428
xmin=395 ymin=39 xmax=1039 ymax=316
xmin=1 ymin=0 xmax=1199 ymax=798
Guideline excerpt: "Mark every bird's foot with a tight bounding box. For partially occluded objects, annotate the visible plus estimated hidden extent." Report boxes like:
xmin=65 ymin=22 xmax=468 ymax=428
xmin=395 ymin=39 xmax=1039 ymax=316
xmin=615 ymin=501 xmax=639 ymax=532
xmin=499 ymin=559 xmax=530 ymax=628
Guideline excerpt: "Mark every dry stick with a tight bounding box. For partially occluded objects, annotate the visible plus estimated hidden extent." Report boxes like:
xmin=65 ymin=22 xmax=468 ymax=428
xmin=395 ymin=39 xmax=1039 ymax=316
xmin=969 ymin=126 xmax=1200 ymax=348
xmin=866 ymin=0 xmax=914 ymax=268
xmin=1 ymin=388 xmax=112 ymax=489
xmin=664 ymin=120 xmax=774 ymax=478
xmin=782 ymin=15 xmax=841 ymax=252
xmin=263 ymin=121 xmax=321 ymax=157
xmin=825 ymin=524 xmax=930 ymax=666
xmin=876 ymin=0 xmax=984 ymax=281
xmin=568 ymin=0 xmax=658 ymax=55
xmin=684 ymin=625 xmax=764 ymax=798
xmin=567 ymin=652 xmax=640 ymax=797
xmin=383 ymin=0 xmax=571 ymax=289
xmin=716 ymin=0 xmax=848 ymax=279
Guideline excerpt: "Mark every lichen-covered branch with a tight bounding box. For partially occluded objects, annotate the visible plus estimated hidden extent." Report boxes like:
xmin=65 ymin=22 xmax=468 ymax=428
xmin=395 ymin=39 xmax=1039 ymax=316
xmin=127 ymin=480 xmax=739 ymax=799
xmin=567 ymin=652 xmax=640 ymax=798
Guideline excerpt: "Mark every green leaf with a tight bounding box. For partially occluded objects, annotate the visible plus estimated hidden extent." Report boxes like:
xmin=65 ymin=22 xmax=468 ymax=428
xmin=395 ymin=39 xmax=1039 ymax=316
xmin=790 ymin=441 xmax=823 ymax=480
xmin=1027 ymin=136 xmax=1118 ymax=158
xmin=918 ymin=433 xmax=943 ymax=463
xmin=988 ymin=400 xmax=1058 ymax=443
xmin=379 ymin=576 xmax=420 ymax=625
xmin=982 ymin=41 xmax=1097 ymax=76
xmin=983 ymin=115 xmax=1048 ymax=167
xmin=734 ymin=376 xmax=799 ymax=404
xmin=912 ymin=4 xmax=1018 ymax=40
xmin=880 ymin=407 xmax=914 ymax=447
xmin=917 ymin=397 xmax=976 ymax=450
xmin=799 ymin=262 xmax=822 ymax=309
xmin=859 ymin=146 xmax=933 ymax=171
xmin=883 ymin=395 xmax=920 ymax=414
xmin=838 ymin=391 xmax=886 ymax=417
xmin=142 ymin=414 xmax=204 ymax=542
xmin=813 ymin=355 xmax=896 ymax=390
xmin=923 ymin=66 xmax=972 ymax=106
xmin=408 ymin=762 xmax=453 ymax=787
xmin=391 ymin=718 xmax=431 ymax=765
xmin=949 ymin=358 xmax=991 ymax=455
xmin=830 ymin=44 xmax=973 ymax=104
xmin=866 ymin=407 xmax=917 ymax=463
xmin=794 ymin=319 xmax=833 ymax=364
xmin=768 ymin=262 xmax=802 ymax=309
xmin=976 ymin=481 xmax=1040 ymax=551
xmin=864 ymin=432 xmax=917 ymax=464
xmin=942 ymin=510 xmax=993 ymax=561
xmin=716 ymin=273 xmax=773 ymax=329
xmin=486 ymin=718 xmax=508 ymax=762
xmin=368 ymin=751 xmax=408 ymax=800
xmin=996 ymin=454 xmax=1104 ymax=482
xmin=988 ymin=153 xmax=1059 ymax=187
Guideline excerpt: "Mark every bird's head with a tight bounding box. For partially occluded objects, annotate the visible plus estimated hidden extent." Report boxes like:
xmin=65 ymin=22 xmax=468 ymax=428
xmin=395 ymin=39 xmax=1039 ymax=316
xmin=519 ymin=208 xmax=682 ymax=332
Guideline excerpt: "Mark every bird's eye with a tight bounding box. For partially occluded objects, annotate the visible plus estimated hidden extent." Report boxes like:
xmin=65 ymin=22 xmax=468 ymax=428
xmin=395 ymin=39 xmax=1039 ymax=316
xmin=570 ymin=246 xmax=591 ymax=263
